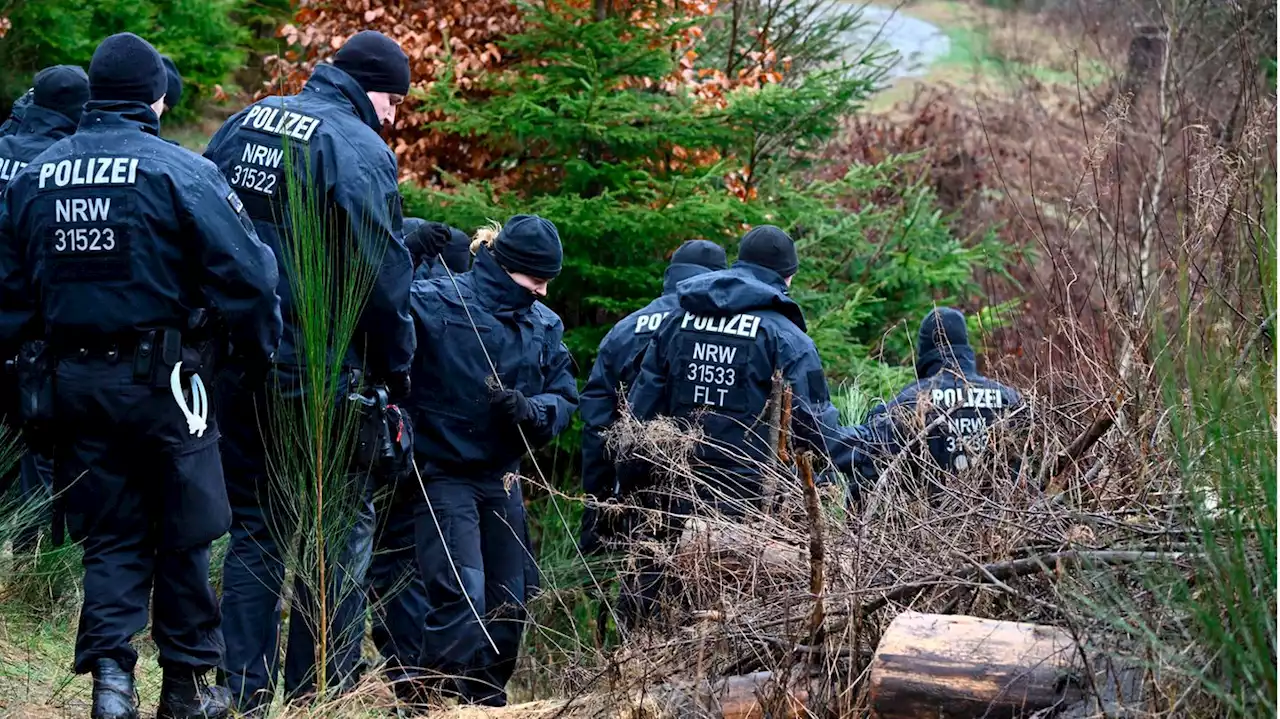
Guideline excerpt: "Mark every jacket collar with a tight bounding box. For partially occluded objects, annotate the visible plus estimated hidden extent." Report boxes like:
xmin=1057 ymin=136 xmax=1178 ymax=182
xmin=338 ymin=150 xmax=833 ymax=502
xmin=302 ymin=64 xmax=382 ymax=133
xmin=916 ymin=344 xmax=978 ymax=379
xmin=662 ymin=262 xmax=713 ymax=295
xmin=77 ymin=100 xmax=161 ymax=136
xmin=472 ymin=247 xmax=537 ymax=314
xmin=16 ymin=105 xmax=77 ymax=140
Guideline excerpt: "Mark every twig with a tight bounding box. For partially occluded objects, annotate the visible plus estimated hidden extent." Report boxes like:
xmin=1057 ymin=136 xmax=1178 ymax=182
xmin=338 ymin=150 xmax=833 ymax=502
xmin=763 ymin=371 xmax=784 ymax=515
xmin=861 ymin=550 xmax=1192 ymax=617
xmin=1037 ymin=398 xmax=1118 ymax=490
xmin=798 ymin=453 xmax=824 ymax=644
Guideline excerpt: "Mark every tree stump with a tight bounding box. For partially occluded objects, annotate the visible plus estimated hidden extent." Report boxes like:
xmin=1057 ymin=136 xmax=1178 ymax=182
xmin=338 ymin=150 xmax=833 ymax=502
xmin=868 ymin=611 xmax=1084 ymax=719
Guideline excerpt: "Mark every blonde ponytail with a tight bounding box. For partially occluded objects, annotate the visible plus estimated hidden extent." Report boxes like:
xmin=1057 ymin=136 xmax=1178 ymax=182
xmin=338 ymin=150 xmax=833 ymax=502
xmin=470 ymin=220 xmax=503 ymax=255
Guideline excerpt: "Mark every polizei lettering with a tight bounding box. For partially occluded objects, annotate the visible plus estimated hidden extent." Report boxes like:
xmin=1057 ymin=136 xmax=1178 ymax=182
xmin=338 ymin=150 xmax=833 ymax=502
xmin=930 ymin=387 xmax=1005 ymax=410
xmin=0 ymin=156 xmax=28 ymax=182
xmin=634 ymin=311 xmax=671 ymax=334
xmin=37 ymin=157 xmax=138 ymax=189
xmin=680 ymin=312 xmax=762 ymax=339
xmin=241 ymin=105 xmax=322 ymax=143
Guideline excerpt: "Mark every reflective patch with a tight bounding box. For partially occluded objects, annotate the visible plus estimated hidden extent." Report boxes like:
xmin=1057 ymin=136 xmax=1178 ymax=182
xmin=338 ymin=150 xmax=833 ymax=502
xmin=48 ymin=224 xmax=129 ymax=281
xmin=673 ymin=334 xmax=750 ymax=413
xmin=226 ymin=190 xmax=245 ymax=214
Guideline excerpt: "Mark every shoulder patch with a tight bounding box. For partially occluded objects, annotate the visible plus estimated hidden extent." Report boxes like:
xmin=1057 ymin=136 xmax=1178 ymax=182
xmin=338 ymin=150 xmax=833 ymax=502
xmin=226 ymin=190 xmax=245 ymax=215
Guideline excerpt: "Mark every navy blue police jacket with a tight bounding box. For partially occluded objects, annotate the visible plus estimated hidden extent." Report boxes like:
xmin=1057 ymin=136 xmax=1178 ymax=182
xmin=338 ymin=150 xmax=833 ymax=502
xmin=0 ymin=105 xmax=78 ymax=193
xmin=579 ymin=262 xmax=716 ymax=502
xmin=627 ymin=262 xmax=855 ymax=503
xmin=861 ymin=344 xmax=1022 ymax=478
xmin=0 ymin=90 xmax=33 ymax=139
xmin=0 ymin=100 xmax=282 ymax=365
xmin=407 ymin=246 xmax=579 ymax=477
xmin=203 ymin=63 xmax=414 ymax=378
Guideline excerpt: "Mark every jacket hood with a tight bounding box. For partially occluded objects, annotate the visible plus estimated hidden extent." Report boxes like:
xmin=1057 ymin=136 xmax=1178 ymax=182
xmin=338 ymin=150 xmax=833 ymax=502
xmin=77 ymin=100 xmax=160 ymax=136
xmin=17 ymin=104 xmax=78 ymax=140
xmin=662 ymin=262 xmax=715 ymax=294
xmin=915 ymin=307 xmax=977 ymax=378
xmin=303 ymin=63 xmax=381 ymax=133
xmin=472 ymin=246 xmax=537 ymax=313
xmin=677 ymin=261 xmax=806 ymax=331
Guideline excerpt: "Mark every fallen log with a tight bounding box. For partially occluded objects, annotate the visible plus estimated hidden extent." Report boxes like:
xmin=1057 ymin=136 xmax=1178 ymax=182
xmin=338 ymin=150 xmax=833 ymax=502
xmin=869 ymin=611 xmax=1084 ymax=719
xmin=677 ymin=517 xmax=808 ymax=577
xmin=652 ymin=670 xmax=816 ymax=719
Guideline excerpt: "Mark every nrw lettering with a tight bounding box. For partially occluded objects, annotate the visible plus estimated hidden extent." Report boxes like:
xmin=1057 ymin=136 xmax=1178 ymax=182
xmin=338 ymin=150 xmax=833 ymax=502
xmin=239 ymin=142 xmax=285 ymax=169
xmin=680 ymin=312 xmax=762 ymax=339
xmin=691 ymin=342 xmax=737 ymax=364
xmin=55 ymin=198 xmax=111 ymax=223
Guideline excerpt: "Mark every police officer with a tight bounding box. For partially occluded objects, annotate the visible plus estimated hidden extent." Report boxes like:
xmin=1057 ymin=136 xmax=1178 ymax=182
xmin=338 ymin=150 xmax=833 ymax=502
xmin=627 ymin=225 xmax=851 ymax=511
xmin=204 ymin=29 xmax=416 ymax=713
xmin=0 ymin=88 xmax=33 ymax=138
xmin=0 ymin=65 xmax=89 ymax=552
xmin=858 ymin=308 xmax=1022 ymax=489
xmin=408 ymin=216 xmax=578 ymax=707
xmin=0 ymin=32 xmax=282 ymax=719
xmin=161 ymin=56 xmax=182 ymax=115
xmin=578 ymin=239 xmax=726 ymax=555
xmin=0 ymin=66 xmax=88 ymax=193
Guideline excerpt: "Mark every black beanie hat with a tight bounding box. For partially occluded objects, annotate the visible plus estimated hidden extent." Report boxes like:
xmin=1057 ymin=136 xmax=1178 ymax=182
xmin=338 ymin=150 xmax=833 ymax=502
xmin=441 ymin=227 xmax=473 ymax=274
xmin=161 ymin=56 xmax=183 ymax=109
xmin=738 ymin=225 xmax=799 ymax=277
xmin=89 ymin=33 xmax=166 ymax=105
xmin=332 ymin=31 xmax=411 ymax=96
xmin=494 ymin=214 xmax=563 ymax=279
xmin=33 ymin=65 xmax=90 ymax=124
xmin=671 ymin=239 xmax=727 ymax=271
xmin=917 ymin=308 xmax=970 ymax=358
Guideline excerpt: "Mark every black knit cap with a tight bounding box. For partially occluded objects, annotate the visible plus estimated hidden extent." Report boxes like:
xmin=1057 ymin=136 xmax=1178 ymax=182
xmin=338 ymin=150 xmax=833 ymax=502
xmin=161 ymin=56 xmax=183 ymax=109
xmin=332 ymin=31 xmax=411 ymax=95
xmin=917 ymin=307 xmax=970 ymax=358
xmin=494 ymin=214 xmax=563 ymax=279
xmin=89 ymin=33 xmax=166 ymax=104
xmin=671 ymin=239 xmax=727 ymax=271
xmin=738 ymin=225 xmax=798 ymax=277
xmin=33 ymin=65 xmax=90 ymax=124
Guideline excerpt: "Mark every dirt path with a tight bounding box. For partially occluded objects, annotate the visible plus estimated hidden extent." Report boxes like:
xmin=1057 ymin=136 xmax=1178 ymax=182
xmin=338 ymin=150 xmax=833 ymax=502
xmin=849 ymin=3 xmax=952 ymax=80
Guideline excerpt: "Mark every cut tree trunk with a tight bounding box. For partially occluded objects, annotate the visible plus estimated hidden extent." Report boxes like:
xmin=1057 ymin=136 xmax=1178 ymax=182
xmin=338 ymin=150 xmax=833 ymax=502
xmin=869 ymin=611 xmax=1084 ymax=719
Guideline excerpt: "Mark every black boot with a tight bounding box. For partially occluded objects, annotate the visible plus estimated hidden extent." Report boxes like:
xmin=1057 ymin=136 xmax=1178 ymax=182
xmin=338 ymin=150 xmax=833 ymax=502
xmin=91 ymin=658 xmax=138 ymax=719
xmin=155 ymin=669 xmax=232 ymax=719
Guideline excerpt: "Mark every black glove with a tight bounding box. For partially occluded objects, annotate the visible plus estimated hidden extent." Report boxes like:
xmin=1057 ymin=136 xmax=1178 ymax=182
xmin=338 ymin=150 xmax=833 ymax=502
xmin=404 ymin=221 xmax=453 ymax=266
xmin=385 ymin=371 xmax=411 ymax=402
xmin=491 ymin=388 xmax=533 ymax=425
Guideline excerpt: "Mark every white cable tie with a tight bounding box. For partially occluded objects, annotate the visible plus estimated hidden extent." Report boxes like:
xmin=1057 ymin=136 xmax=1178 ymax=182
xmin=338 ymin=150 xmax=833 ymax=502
xmin=170 ymin=361 xmax=209 ymax=437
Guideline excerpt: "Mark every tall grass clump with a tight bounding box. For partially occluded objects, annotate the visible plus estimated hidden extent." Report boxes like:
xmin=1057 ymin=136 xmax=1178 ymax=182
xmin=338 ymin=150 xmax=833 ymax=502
xmin=264 ymin=140 xmax=383 ymax=698
xmin=1065 ymin=180 xmax=1276 ymax=716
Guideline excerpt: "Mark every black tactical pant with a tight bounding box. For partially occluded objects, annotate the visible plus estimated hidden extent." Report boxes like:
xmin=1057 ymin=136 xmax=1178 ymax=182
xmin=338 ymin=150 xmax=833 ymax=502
xmin=368 ymin=479 xmax=427 ymax=684
xmin=216 ymin=366 xmax=374 ymax=712
xmin=414 ymin=474 xmax=530 ymax=707
xmin=54 ymin=356 xmax=228 ymax=675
